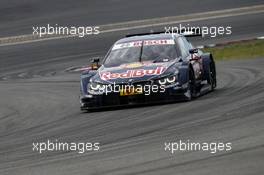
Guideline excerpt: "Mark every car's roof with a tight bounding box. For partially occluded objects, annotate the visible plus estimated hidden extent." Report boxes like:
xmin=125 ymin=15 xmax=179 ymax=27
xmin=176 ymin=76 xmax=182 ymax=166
xmin=116 ymin=33 xmax=181 ymax=44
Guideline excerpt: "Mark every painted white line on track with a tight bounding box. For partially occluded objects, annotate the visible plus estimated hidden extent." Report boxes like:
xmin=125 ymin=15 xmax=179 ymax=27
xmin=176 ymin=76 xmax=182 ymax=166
xmin=0 ymin=4 xmax=264 ymax=46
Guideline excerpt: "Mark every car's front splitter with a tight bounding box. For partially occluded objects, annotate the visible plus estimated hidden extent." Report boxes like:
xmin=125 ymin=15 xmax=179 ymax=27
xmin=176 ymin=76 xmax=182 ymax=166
xmin=80 ymin=85 xmax=189 ymax=110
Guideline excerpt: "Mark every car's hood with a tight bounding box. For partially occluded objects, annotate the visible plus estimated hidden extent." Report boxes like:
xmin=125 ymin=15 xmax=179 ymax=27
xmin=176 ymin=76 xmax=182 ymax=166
xmin=91 ymin=61 xmax=179 ymax=84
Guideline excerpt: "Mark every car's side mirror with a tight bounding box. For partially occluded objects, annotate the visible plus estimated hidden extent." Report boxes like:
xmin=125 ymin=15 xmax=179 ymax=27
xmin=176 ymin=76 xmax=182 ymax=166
xmin=189 ymin=48 xmax=200 ymax=61
xmin=91 ymin=57 xmax=101 ymax=70
xmin=189 ymin=48 xmax=198 ymax=54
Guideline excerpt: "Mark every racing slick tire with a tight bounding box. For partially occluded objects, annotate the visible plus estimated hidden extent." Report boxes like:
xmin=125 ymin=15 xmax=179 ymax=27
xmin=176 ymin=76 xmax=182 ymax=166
xmin=207 ymin=61 xmax=217 ymax=91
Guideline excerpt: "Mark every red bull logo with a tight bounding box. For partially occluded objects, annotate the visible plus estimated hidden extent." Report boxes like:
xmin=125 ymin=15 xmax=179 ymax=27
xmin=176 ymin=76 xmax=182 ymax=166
xmin=100 ymin=66 xmax=166 ymax=81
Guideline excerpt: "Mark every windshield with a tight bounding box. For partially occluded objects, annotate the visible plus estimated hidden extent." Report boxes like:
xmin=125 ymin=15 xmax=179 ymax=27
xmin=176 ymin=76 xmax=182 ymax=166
xmin=104 ymin=39 xmax=178 ymax=67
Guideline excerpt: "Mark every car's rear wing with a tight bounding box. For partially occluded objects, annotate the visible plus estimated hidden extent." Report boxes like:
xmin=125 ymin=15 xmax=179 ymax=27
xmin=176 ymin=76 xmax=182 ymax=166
xmin=126 ymin=28 xmax=202 ymax=38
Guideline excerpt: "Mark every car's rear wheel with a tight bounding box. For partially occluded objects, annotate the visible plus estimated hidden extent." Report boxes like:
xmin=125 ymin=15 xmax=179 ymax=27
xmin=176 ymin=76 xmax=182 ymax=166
xmin=207 ymin=62 xmax=217 ymax=91
xmin=185 ymin=68 xmax=196 ymax=101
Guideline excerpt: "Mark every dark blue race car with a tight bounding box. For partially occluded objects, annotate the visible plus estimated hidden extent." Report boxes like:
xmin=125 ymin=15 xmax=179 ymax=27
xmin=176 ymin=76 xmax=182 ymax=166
xmin=80 ymin=32 xmax=216 ymax=110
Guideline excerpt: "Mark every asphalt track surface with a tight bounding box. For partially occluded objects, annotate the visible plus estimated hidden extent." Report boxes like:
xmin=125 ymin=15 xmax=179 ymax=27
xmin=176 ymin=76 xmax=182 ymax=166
xmin=0 ymin=1 xmax=264 ymax=175
xmin=0 ymin=0 xmax=263 ymax=37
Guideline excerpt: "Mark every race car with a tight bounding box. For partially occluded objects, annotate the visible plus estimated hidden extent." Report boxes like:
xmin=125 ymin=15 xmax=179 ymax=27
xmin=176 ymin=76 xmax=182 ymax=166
xmin=80 ymin=32 xmax=216 ymax=110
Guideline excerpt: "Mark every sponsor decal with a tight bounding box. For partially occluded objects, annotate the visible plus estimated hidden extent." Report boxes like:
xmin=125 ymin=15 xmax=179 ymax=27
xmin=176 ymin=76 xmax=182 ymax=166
xmin=120 ymin=61 xmax=156 ymax=69
xmin=112 ymin=39 xmax=175 ymax=50
xmin=120 ymin=62 xmax=143 ymax=69
xmin=99 ymin=66 xmax=166 ymax=81
xmin=112 ymin=41 xmax=142 ymax=50
xmin=144 ymin=39 xmax=175 ymax=46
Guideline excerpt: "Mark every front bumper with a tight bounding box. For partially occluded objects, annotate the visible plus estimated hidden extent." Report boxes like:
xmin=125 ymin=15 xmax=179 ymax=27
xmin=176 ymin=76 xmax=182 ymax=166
xmin=80 ymin=84 xmax=189 ymax=110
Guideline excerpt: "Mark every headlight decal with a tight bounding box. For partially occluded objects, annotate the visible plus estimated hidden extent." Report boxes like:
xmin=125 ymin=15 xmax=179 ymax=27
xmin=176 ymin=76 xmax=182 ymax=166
xmin=90 ymin=83 xmax=101 ymax=90
xmin=158 ymin=78 xmax=167 ymax=85
xmin=167 ymin=76 xmax=176 ymax=83
xmin=158 ymin=76 xmax=177 ymax=85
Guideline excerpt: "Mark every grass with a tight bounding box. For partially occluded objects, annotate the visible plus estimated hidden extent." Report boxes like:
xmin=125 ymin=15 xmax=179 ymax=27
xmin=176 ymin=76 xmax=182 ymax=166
xmin=202 ymin=39 xmax=264 ymax=61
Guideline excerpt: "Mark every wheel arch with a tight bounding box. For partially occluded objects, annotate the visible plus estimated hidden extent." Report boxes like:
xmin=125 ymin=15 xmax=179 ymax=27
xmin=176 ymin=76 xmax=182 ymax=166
xmin=178 ymin=63 xmax=195 ymax=85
